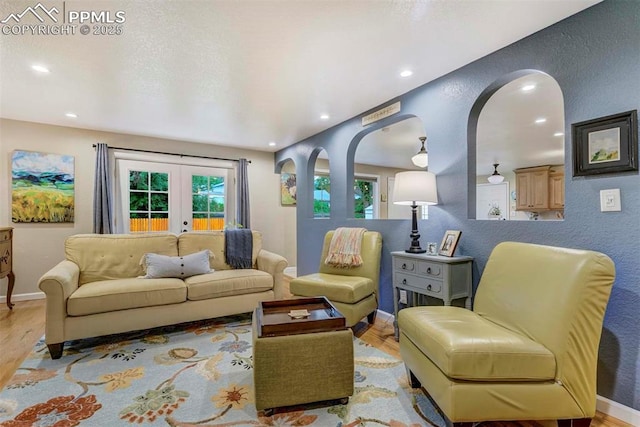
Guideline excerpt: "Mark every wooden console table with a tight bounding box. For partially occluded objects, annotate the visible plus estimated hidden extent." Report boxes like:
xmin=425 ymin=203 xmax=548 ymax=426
xmin=1 ymin=227 xmax=15 ymax=309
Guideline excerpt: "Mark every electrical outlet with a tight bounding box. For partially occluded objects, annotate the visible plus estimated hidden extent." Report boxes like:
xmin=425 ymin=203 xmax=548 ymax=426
xmin=399 ymin=290 xmax=408 ymax=304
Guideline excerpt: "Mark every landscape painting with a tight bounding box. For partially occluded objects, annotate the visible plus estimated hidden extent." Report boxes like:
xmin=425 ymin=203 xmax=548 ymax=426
xmin=11 ymin=151 xmax=75 ymax=223
xmin=588 ymin=127 xmax=620 ymax=164
xmin=280 ymin=173 xmax=296 ymax=205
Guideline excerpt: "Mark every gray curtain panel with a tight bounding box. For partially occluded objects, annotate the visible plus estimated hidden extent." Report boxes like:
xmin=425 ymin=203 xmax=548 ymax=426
xmin=237 ymin=158 xmax=250 ymax=229
xmin=93 ymin=143 xmax=114 ymax=234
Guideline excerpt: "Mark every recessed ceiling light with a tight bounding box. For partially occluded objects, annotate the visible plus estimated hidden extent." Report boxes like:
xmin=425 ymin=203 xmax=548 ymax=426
xmin=554 ymin=132 xmax=564 ymax=137
xmin=32 ymin=65 xmax=50 ymax=73
xmin=268 ymin=141 xmax=276 ymax=147
xmin=65 ymin=112 xmax=78 ymax=118
xmin=521 ymin=84 xmax=536 ymax=92
xmin=535 ymin=118 xmax=547 ymax=124
xmin=400 ymin=70 xmax=413 ymax=78
xmin=320 ymin=114 xmax=330 ymax=120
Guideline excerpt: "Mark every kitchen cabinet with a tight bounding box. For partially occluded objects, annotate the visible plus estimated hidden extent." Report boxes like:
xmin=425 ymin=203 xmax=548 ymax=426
xmin=549 ymin=166 xmax=565 ymax=210
xmin=515 ymin=166 xmax=550 ymax=211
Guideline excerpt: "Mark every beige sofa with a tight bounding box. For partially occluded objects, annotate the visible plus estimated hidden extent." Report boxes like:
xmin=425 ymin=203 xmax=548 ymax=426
xmin=38 ymin=231 xmax=287 ymax=359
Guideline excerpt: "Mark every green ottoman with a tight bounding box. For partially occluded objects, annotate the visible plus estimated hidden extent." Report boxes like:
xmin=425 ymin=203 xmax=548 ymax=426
xmin=252 ymin=310 xmax=354 ymax=414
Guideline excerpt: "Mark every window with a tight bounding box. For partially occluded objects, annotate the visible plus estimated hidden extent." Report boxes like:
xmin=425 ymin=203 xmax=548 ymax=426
xmin=354 ymin=177 xmax=377 ymax=219
xmin=116 ymin=158 xmax=234 ymax=234
xmin=313 ymin=175 xmax=330 ymax=218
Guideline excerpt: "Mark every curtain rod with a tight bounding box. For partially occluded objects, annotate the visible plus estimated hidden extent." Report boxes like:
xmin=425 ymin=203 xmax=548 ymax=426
xmin=93 ymin=144 xmax=251 ymax=163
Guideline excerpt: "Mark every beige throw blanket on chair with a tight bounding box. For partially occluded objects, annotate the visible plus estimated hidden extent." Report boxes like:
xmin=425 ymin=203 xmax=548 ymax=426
xmin=324 ymin=227 xmax=367 ymax=268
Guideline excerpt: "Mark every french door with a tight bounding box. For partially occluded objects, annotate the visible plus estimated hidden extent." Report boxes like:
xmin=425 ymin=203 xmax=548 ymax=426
xmin=116 ymin=160 xmax=234 ymax=234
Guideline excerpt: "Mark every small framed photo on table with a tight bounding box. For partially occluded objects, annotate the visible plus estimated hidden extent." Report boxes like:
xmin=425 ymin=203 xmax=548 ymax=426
xmin=438 ymin=230 xmax=461 ymax=257
xmin=572 ymin=110 xmax=638 ymax=177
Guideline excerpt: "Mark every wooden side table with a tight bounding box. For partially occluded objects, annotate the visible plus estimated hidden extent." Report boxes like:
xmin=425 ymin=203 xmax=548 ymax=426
xmin=391 ymin=251 xmax=473 ymax=340
xmin=1 ymin=227 xmax=15 ymax=309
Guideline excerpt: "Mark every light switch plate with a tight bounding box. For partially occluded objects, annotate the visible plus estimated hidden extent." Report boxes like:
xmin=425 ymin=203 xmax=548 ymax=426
xmin=600 ymin=189 xmax=621 ymax=212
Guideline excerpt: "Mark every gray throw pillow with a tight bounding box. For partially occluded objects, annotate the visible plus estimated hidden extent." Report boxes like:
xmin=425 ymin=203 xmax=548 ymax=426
xmin=141 ymin=250 xmax=213 ymax=279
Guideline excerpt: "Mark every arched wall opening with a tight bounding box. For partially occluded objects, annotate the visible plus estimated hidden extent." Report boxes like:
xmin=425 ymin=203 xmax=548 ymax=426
xmin=468 ymin=70 xmax=565 ymax=222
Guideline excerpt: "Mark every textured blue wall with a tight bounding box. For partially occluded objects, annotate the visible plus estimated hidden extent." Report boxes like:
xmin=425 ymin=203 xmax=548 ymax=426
xmin=275 ymin=1 xmax=639 ymax=409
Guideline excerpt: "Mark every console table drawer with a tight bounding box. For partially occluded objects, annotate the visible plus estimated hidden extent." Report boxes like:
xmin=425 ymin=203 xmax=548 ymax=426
xmin=394 ymin=258 xmax=417 ymax=272
xmin=0 ymin=228 xmax=11 ymax=242
xmin=395 ymin=272 xmax=442 ymax=296
xmin=416 ymin=261 xmax=442 ymax=278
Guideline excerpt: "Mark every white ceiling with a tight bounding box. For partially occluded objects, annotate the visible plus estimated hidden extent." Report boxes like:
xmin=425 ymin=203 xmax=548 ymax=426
xmin=0 ymin=0 xmax=599 ymax=155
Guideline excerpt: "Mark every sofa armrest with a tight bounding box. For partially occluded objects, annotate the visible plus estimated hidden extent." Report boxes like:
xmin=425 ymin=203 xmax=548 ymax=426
xmin=257 ymin=249 xmax=288 ymax=299
xmin=38 ymin=260 xmax=80 ymax=344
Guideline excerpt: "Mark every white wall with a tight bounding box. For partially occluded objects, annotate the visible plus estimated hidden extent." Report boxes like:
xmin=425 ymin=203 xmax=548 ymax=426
xmin=0 ymin=119 xmax=296 ymax=300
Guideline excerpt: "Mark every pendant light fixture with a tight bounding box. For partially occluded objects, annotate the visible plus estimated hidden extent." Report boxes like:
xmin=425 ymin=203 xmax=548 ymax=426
xmin=411 ymin=136 xmax=428 ymax=168
xmin=487 ymin=163 xmax=505 ymax=184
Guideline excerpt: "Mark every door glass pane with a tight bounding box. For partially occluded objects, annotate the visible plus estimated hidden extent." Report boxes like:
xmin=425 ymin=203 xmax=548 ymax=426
xmin=129 ymin=170 xmax=169 ymax=232
xmin=192 ymin=175 xmax=225 ymax=230
xmin=150 ymin=172 xmax=168 ymax=191
xmin=150 ymin=213 xmax=169 ymax=231
xmin=130 ymin=212 xmax=149 ymax=232
xmin=130 ymin=171 xmax=148 ymax=190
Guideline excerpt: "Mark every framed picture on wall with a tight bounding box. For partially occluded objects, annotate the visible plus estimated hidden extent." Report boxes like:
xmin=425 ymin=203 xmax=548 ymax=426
xmin=11 ymin=150 xmax=75 ymax=223
xmin=438 ymin=230 xmax=461 ymax=257
xmin=280 ymin=173 xmax=297 ymax=205
xmin=572 ymin=110 xmax=638 ymax=177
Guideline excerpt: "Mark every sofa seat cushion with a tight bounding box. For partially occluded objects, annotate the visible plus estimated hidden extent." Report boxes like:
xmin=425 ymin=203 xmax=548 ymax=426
xmin=67 ymin=278 xmax=187 ymax=316
xmin=398 ymin=306 xmax=556 ymax=382
xmin=289 ymin=273 xmax=374 ymax=304
xmin=185 ymin=269 xmax=273 ymax=301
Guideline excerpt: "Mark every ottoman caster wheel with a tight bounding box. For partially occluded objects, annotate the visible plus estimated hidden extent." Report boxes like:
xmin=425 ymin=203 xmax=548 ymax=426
xmin=339 ymin=397 xmax=349 ymax=405
xmin=263 ymin=408 xmax=274 ymax=417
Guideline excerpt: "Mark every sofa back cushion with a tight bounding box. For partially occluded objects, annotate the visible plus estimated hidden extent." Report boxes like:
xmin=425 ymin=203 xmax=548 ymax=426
xmin=66 ymin=233 xmax=178 ymax=285
xmin=178 ymin=231 xmax=262 ymax=270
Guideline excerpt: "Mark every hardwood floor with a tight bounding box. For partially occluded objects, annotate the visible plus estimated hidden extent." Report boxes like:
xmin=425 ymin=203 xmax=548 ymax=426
xmin=0 ymin=298 xmax=630 ymax=426
xmin=0 ymin=299 xmax=46 ymax=390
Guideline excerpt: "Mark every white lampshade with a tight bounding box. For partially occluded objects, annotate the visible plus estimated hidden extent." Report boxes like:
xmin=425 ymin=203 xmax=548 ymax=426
xmin=487 ymin=174 xmax=505 ymax=184
xmin=393 ymin=171 xmax=438 ymax=206
xmin=411 ymin=152 xmax=428 ymax=168
xmin=411 ymin=136 xmax=429 ymax=168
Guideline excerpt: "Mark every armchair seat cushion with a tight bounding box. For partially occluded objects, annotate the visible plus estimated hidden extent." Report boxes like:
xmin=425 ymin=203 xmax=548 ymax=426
xmin=398 ymin=306 xmax=556 ymax=381
xmin=290 ymin=273 xmax=374 ymax=304
xmin=67 ymin=278 xmax=186 ymax=316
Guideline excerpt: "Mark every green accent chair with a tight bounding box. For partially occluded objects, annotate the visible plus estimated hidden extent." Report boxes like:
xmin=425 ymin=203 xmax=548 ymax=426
xmin=290 ymin=230 xmax=383 ymax=327
xmin=398 ymin=241 xmax=615 ymax=427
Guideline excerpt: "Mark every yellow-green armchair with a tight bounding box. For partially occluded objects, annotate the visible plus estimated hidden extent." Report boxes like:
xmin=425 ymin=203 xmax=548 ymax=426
xmin=290 ymin=230 xmax=382 ymax=327
xmin=398 ymin=241 xmax=615 ymax=427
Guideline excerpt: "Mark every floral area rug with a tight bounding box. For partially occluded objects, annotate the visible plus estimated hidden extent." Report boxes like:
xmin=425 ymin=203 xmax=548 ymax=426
xmin=0 ymin=314 xmax=445 ymax=426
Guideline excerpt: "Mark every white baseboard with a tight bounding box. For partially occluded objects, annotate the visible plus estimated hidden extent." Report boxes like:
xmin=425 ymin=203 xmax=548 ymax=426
xmin=283 ymin=266 xmax=297 ymax=278
xmin=384 ymin=311 xmax=638 ymax=424
xmin=376 ymin=309 xmax=394 ymax=323
xmin=0 ymin=292 xmax=45 ymax=304
xmin=597 ymin=394 xmax=639 ymax=425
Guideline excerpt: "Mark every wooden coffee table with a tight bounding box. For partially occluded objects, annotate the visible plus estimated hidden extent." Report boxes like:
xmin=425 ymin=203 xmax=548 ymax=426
xmin=256 ymin=296 xmax=346 ymax=337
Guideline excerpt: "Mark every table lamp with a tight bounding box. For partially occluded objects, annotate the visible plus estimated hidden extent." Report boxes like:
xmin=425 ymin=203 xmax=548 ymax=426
xmin=392 ymin=170 xmax=438 ymax=253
